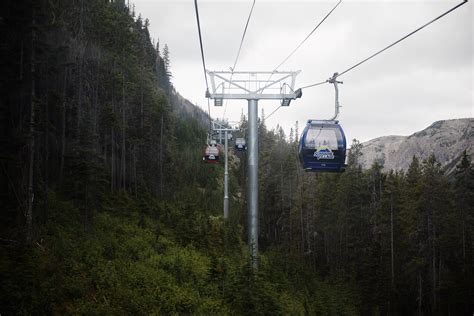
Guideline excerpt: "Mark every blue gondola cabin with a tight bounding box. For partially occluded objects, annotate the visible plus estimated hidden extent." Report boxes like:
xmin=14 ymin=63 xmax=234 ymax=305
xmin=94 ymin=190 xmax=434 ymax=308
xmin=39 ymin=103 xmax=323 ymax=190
xmin=298 ymin=120 xmax=346 ymax=172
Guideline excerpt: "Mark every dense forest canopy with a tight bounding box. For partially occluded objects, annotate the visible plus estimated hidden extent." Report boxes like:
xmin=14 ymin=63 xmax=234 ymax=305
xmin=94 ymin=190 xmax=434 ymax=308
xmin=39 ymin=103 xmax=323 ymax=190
xmin=0 ymin=0 xmax=472 ymax=314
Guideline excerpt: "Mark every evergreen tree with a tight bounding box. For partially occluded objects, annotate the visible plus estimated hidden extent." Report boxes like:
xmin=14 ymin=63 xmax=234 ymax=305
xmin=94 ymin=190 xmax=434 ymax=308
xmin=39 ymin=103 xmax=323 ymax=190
xmin=162 ymin=43 xmax=171 ymax=79
xmin=451 ymin=151 xmax=474 ymax=314
xmin=0 ymin=1 xmax=470 ymax=314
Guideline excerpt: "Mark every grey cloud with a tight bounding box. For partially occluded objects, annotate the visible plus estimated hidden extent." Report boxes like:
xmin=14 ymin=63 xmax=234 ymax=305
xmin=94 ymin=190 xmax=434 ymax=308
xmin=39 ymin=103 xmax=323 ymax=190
xmin=133 ymin=0 xmax=472 ymax=142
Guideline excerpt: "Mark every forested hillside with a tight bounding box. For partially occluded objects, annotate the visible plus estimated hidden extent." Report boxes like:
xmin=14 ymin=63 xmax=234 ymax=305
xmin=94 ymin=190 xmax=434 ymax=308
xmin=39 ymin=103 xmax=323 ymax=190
xmin=253 ymin=122 xmax=473 ymax=315
xmin=0 ymin=0 xmax=214 ymax=236
xmin=0 ymin=0 xmax=472 ymax=315
xmin=0 ymin=1 xmax=357 ymax=314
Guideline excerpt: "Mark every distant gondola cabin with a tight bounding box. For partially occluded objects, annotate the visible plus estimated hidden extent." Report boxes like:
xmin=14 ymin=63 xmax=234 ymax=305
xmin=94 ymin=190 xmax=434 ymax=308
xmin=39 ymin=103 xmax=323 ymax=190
xmin=235 ymin=138 xmax=247 ymax=151
xmin=203 ymin=144 xmax=220 ymax=163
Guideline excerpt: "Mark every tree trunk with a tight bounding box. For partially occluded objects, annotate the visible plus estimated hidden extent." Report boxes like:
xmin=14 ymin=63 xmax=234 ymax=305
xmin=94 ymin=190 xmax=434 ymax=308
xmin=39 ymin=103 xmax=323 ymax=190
xmin=60 ymin=68 xmax=67 ymax=184
xmin=432 ymin=224 xmax=436 ymax=311
xmin=110 ymin=61 xmax=116 ymax=191
xmin=418 ymin=272 xmax=422 ymax=315
xmin=462 ymin=210 xmax=466 ymax=272
xmin=289 ymin=175 xmax=292 ymax=253
xmin=43 ymin=59 xmax=49 ymax=224
xmin=300 ymin=196 xmax=305 ymax=256
xmin=140 ymin=69 xmax=144 ymax=131
xmin=26 ymin=11 xmax=36 ymax=243
xmin=77 ymin=52 xmax=83 ymax=133
xmin=111 ymin=127 xmax=115 ymax=191
xmin=294 ymin=149 xmax=304 ymax=256
xmin=77 ymin=0 xmax=84 ymax=132
xmin=121 ymin=74 xmax=126 ymax=190
xmin=94 ymin=49 xmax=101 ymax=152
xmin=19 ymin=40 xmax=24 ymax=80
xmin=391 ymin=193 xmax=394 ymax=289
xmin=160 ymin=113 xmax=163 ymax=197
xmin=139 ymin=69 xmax=144 ymax=188
xmin=280 ymin=151 xmax=284 ymax=242
xmin=134 ymin=147 xmax=138 ymax=197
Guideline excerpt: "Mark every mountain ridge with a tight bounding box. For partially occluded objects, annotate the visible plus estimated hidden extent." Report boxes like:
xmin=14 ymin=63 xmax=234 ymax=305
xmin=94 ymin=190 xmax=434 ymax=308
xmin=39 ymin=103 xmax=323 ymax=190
xmin=359 ymin=118 xmax=473 ymax=172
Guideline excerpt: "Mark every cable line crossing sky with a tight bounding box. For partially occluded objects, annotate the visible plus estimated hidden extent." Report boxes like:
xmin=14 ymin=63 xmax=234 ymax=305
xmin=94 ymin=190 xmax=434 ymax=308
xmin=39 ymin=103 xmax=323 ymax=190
xmin=134 ymin=0 xmax=472 ymax=142
xmin=222 ymin=0 xmax=256 ymax=121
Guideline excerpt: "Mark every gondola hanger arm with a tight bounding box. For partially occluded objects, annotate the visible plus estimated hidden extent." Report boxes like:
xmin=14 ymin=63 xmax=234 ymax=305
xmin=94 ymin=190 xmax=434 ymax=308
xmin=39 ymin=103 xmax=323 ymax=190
xmin=327 ymin=72 xmax=343 ymax=121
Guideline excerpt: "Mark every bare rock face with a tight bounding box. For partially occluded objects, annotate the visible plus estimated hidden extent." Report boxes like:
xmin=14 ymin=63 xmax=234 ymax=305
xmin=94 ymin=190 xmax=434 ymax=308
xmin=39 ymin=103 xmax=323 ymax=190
xmin=359 ymin=118 xmax=473 ymax=172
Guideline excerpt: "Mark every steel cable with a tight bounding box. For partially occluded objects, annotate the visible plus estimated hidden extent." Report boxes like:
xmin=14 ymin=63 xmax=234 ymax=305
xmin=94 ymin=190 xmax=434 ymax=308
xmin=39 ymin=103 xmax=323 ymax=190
xmin=262 ymin=0 xmax=342 ymax=121
xmin=222 ymin=0 xmax=256 ymax=121
xmin=194 ymin=0 xmax=212 ymax=131
xmin=300 ymin=0 xmax=468 ymax=89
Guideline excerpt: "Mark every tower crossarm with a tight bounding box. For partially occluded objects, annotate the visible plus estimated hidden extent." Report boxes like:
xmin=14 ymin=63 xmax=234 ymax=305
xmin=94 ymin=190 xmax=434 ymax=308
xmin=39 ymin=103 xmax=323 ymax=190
xmin=206 ymin=70 xmax=301 ymax=100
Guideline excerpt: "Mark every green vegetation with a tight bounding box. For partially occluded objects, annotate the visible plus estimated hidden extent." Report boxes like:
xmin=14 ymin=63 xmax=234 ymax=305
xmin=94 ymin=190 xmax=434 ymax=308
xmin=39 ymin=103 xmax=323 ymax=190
xmin=1 ymin=191 xmax=359 ymax=314
xmin=254 ymin=125 xmax=474 ymax=314
xmin=0 ymin=0 xmax=472 ymax=314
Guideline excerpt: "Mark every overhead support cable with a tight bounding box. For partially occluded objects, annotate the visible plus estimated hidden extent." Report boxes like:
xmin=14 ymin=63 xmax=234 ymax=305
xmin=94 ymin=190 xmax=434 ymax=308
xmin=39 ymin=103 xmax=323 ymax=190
xmin=194 ymin=0 xmax=213 ymax=131
xmin=299 ymin=0 xmax=469 ymax=90
xmin=231 ymin=0 xmax=256 ymax=76
xmin=273 ymin=0 xmax=342 ymax=72
xmin=263 ymin=104 xmax=282 ymax=121
xmin=299 ymin=80 xmax=326 ymax=90
xmin=262 ymin=0 xmax=342 ymax=120
xmin=222 ymin=0 xmax=256 ymax=121
xmin=336 ymin=0 xmax=468 ymax=78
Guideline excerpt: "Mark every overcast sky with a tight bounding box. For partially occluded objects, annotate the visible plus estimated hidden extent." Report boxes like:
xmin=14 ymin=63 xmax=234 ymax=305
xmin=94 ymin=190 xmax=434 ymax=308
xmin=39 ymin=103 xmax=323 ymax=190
xmin=132 ymin=0 xmax=472 ymax=142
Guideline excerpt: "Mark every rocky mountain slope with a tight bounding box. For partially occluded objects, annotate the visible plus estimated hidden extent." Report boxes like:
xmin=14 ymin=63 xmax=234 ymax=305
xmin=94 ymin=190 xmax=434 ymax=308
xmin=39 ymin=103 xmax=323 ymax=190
xmin=359 ymin=118 xmax=473 ymax=172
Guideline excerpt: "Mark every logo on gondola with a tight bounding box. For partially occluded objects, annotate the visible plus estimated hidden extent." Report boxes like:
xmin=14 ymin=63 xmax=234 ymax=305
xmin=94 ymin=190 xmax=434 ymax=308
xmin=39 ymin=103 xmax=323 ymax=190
xmin=314 ymin=146 xmax=335 ymax=160
xmin=209 ymin=154 xmax=216 ymax=160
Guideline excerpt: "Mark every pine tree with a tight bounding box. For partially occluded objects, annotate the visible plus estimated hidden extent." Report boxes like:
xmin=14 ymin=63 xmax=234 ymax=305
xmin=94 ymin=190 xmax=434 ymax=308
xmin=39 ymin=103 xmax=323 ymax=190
xmin=162 ymin=43 xmax=171 ymax=78
xmin=451 ymin=151 xmax=474 ymax=313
